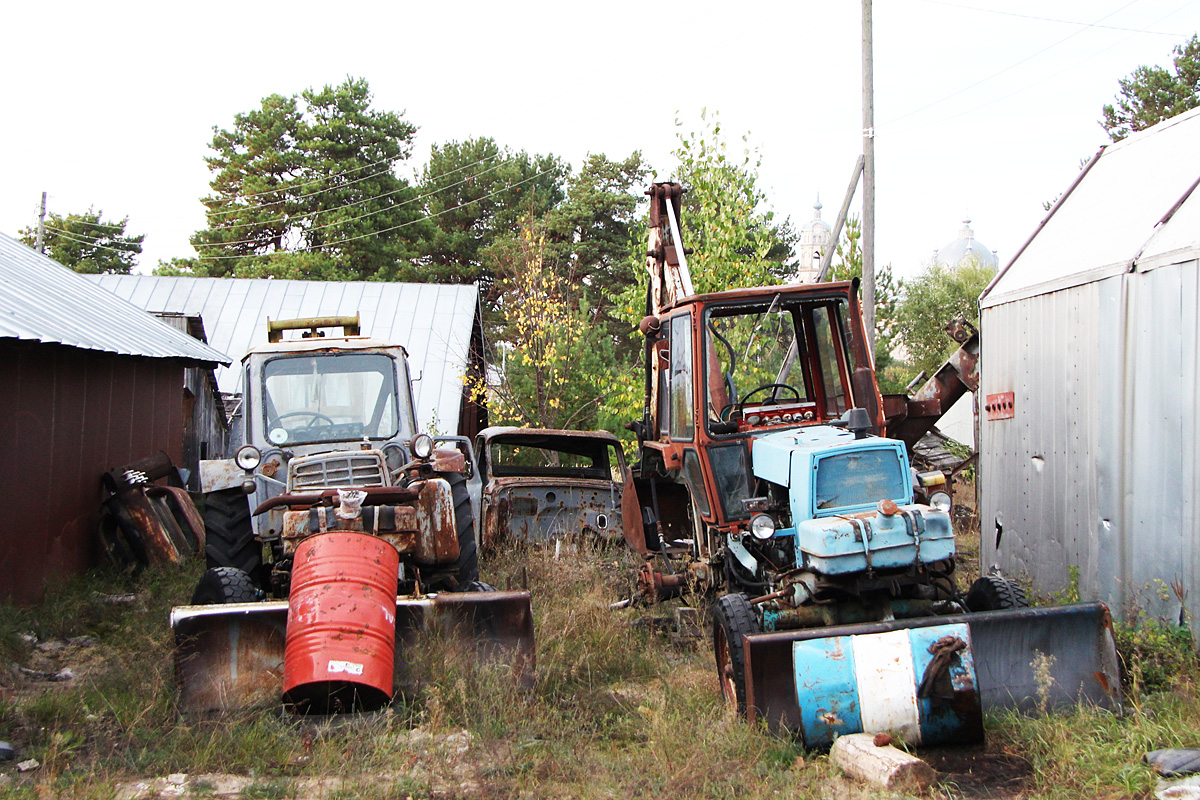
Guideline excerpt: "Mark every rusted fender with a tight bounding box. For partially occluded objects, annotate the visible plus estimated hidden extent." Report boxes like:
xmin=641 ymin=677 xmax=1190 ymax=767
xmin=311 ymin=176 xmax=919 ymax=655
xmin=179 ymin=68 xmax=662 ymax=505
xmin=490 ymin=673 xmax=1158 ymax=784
xmin=172 ymin=590 xmax=535 ymax=714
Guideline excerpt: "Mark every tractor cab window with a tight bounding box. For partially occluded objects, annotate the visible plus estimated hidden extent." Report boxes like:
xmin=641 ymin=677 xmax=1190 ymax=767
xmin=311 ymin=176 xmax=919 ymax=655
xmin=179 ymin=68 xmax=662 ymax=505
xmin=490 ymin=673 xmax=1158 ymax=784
xmin=262 ymin=353 xmax=405 ymax=445
xmin=705 ymin=296 xmax=853 ymax=427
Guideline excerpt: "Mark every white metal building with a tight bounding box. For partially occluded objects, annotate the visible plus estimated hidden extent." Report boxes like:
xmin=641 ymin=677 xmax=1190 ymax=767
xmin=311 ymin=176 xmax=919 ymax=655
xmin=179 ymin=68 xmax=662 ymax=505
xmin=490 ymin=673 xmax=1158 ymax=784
xmin=978 ymin=107 xmax=1200 ymax=626
xmin=91 ymin=276 xmax=486 ymax=438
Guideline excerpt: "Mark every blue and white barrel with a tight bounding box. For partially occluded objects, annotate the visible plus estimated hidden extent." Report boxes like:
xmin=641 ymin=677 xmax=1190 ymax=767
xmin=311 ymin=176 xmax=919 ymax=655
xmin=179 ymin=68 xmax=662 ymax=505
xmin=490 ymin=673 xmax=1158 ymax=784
xmin=792 ymin=622 xmax=983 ymax=748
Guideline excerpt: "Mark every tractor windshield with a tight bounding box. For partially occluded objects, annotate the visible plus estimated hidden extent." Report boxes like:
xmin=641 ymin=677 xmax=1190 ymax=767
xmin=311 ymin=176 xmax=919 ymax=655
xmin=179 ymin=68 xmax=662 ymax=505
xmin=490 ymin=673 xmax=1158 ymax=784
xmin=261 ymin=353 xmax=405 ymax=445
xmin=704 ymin=297 xmax=851 ymax=425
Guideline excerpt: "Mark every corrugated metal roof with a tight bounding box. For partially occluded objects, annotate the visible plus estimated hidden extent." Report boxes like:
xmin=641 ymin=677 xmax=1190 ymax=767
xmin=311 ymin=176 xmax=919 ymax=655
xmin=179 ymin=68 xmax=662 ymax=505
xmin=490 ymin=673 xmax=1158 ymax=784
xmin=89 ymin=275 xmax=481 ymax=435
xmin=0 ymin=233 xmax=231 ymax=365
xmin=983 ymin=106 xmax=1200 ymax=308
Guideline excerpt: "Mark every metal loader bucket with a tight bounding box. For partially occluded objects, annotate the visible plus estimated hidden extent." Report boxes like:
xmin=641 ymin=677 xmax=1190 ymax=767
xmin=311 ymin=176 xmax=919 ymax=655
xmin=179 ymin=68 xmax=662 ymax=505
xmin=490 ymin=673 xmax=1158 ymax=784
xmin=172 ymin=590 xmax=535 ymax=714
xmin=744 ymin=601 xmax=1120 ymax=745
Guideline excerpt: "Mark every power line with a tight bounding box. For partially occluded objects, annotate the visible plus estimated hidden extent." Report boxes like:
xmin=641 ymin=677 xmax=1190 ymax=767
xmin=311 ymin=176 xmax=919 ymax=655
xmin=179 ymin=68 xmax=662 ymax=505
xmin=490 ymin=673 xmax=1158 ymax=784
xmin=196 ymin=167 xmax=557 ymax=262
xmin=916 ymin=0 xmax=1191 ymax=37
xmin=928 ymin=3 xmax=1199 ymax=125
xmin=44 ymin=226 xmax=142 ymax=255
xmin=196 ymin=153 xmax=517 ymax=242
xmin=880 ymin=0 xmax=1143 ymax=128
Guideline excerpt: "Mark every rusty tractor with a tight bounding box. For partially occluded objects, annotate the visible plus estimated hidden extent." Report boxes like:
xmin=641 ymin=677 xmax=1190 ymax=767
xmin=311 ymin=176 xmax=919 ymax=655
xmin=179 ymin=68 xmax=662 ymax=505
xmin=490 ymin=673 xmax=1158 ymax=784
xmin=622 ymin=183 xmax=1120 ymax=747
xmin=174 ymin=316 xmax=533 ymax=714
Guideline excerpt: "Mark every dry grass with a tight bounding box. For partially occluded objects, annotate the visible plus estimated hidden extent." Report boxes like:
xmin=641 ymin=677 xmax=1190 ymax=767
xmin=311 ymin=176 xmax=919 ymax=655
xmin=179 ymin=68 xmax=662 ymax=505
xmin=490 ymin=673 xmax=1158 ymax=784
xmin=1 ymin=538 xmax=1197 ymax=799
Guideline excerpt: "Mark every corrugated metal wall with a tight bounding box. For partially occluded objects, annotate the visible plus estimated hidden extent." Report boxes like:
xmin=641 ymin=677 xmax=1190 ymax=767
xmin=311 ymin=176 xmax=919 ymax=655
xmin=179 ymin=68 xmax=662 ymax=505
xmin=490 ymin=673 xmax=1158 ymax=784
xmin=0 ymin=340 xmax=185 ymax=603
xmin=980 ymin=261 xmax=1200 ymax=626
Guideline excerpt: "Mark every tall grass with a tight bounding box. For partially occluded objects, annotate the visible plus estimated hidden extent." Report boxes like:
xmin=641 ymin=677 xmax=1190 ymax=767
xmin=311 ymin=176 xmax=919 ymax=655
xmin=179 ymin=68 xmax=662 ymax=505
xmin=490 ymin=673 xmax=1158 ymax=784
xmin=4 ymin=545 xmax=1198 ymax=798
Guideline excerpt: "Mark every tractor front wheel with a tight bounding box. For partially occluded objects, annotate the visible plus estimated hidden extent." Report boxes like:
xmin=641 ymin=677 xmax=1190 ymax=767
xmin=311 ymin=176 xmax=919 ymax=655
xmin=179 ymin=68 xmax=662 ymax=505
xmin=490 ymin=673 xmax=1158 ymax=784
xmin=713 ymin=593 xmax=760 ymax=716
xmin=202 ymin=488 xmax=260 ymax=577
xmin=191 ymin=566 xmax=262 ymax=604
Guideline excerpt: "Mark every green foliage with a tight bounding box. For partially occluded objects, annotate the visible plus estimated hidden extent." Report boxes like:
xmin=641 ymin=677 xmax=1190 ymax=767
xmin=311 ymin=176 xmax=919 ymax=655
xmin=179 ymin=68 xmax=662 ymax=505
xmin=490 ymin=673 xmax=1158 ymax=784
xmin=19 ymin=208 xmax=144 ymax=274
xmin=672 ymin=110 xmax=796 ymax=293
xmin=895 ymin=256 xmax=994 ymax=381
xmin=1115 ymin=617 xmax=1199 ymax=694
xmin=480 ymin=225 xmax=621 ymax=431
xmin=190 ymin=78 xmax=429 ymax=279
xmin=479 ymin=152 xmax=649 ymax=435
xmin=1101 ymin=34 xmax=1200 ymax=141
xmin=414 ymin=136 xmax=568 ymax=292
xmin=826 ymin=214 xmax=907 ymax=392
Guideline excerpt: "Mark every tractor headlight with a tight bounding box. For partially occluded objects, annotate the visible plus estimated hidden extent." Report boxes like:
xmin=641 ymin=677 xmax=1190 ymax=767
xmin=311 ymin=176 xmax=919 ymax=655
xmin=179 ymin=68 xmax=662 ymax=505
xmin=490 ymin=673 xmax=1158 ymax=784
xmin=410 ymin=433 xmax=434 ymax=460
xmin=929 ymin=491 xmax=952 ymax=513
xmin=235 ymin=444 xmax=262 ymax=472
xmin=750 ymin=513 xmax=776 ymax=540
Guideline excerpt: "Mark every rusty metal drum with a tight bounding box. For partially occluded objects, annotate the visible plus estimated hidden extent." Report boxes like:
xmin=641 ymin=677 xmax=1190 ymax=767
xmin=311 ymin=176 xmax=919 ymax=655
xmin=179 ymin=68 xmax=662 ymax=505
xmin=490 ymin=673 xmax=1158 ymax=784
xmin=282 ymin=531 xmax=399 ymax=712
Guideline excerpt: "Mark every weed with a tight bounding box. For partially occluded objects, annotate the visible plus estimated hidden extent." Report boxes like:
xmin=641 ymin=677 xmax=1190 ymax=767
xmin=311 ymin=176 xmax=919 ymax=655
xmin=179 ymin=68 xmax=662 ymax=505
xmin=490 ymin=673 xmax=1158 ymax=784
xmin=1114 ymin=616 xmax=1199 ymax=695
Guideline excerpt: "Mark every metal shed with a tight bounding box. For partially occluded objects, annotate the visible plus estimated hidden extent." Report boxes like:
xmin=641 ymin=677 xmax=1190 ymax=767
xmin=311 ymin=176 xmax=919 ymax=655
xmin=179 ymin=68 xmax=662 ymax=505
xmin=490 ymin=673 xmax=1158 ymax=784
xmin=0 ymin=233 xmax=229 ymax=602
xmin=978 ymin=107 xmax=1200 ymax=627
xmin=90 ymin=276 xmax=487 ymax=438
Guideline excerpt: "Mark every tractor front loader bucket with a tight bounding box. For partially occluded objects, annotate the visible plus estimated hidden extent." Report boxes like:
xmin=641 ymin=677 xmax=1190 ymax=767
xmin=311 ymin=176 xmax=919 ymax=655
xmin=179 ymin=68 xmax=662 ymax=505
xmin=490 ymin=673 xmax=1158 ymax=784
xmin=172 ymin=590 xmax=535 ymax=714
xmin=744 ymin=601 xmax=1120 ymax=747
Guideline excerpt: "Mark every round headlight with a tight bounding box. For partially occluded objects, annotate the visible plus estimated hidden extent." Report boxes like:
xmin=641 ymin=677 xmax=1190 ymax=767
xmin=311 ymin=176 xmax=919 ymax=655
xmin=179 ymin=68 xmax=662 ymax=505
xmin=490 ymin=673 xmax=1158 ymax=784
xmin=750 ymin=513 xmax=776 ymax=540
xmin=235 ymin=444 xmax=262 ymax=471
xmin=411 ymin=433 xmax=434 ymax=460
xmin=929 ymin=491 xmax=952 ymax=513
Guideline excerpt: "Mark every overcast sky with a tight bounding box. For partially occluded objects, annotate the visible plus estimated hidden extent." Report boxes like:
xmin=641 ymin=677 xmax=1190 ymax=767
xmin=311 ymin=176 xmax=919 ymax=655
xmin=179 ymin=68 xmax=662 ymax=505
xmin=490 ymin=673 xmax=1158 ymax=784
xmin=3 ymin=0 xmax=1198 ymax=281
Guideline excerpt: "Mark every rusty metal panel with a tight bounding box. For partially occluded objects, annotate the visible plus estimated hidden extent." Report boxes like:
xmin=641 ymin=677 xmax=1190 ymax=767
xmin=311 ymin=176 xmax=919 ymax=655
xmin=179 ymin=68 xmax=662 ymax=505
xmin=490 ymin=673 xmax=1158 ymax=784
xmin=984 ymin=392 xmax=1014 ymax=420
xmin=746 ymin=603 xmax=1120 ymax=740
xmin=0 ymin=340 xmax=188 ymax=603
xmin=173 ymin=590 xmax=535 ymax=713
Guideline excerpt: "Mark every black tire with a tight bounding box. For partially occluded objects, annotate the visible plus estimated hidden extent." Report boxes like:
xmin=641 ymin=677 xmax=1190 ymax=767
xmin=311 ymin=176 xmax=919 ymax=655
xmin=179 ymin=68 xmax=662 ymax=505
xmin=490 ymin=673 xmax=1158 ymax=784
xmin=420 ymin=472 xmax=479 ymax=592
xmin=191 ymin=566 xmax=262 ymax=605
xmin=713 ymin=593 xmax=760 ymax=716
xmin=965 ymin=575 xmax=1030 ymax=612
xmin=203 ymin=488 xmax=260 ymax=576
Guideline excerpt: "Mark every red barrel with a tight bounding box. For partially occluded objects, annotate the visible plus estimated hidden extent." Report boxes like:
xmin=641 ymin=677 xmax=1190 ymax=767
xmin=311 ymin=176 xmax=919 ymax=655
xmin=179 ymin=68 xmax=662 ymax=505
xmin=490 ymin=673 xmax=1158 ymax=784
xmin=282 ymin=532 xmax=399 ymax=712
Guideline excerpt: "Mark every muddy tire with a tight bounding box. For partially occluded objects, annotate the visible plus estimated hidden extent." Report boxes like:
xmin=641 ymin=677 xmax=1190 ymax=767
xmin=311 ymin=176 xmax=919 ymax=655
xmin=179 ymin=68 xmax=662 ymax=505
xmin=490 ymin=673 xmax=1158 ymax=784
xmin=203 ymin=488 xmax=260 ymax=576
xmin=191 ymin=566 xmax=262 ymax=605
xmin=965 ymin=575 xmax=1030 ymax=612
xmin=421 ymin=472 xmax=479 ymax=592
xmin=713 ymin=593 xmax=760 ymax=716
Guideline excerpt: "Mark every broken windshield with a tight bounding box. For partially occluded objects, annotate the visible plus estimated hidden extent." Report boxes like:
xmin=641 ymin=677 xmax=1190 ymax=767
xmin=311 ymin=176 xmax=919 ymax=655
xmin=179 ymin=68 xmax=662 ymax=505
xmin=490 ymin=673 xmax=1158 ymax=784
xmin=704 ymin=297 xmax=852 ymax=423
xmin=261 ymin=353 xmax=404 ymax=445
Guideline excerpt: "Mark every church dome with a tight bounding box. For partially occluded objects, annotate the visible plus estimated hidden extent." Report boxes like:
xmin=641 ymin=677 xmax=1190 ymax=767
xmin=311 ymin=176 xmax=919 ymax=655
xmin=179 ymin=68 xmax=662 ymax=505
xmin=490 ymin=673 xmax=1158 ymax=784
xmin=936 ymin=218 xmax=998 ymax=270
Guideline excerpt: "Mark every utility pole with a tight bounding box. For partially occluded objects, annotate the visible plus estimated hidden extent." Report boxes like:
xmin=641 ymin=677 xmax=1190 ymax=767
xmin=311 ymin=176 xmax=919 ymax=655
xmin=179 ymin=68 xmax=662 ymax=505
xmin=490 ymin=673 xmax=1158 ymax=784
xmin=36 ymin=192 xmax=47 ymax=253
xmin=862 ymin=0 xmax=876 ymax=354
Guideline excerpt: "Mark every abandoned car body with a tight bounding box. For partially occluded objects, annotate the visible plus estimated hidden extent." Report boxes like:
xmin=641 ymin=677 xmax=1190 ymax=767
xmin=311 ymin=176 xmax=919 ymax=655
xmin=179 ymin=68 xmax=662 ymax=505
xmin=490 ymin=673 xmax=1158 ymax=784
xmin=474 ymin=427 xmax=641 ymax=551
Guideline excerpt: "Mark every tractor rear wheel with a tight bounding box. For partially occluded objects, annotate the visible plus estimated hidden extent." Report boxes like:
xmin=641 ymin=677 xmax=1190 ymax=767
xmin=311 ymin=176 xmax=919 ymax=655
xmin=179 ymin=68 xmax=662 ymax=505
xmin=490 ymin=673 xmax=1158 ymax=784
xmin=420 ymin=472 xmax=479 ymax=592
xmin=965 ymin=575 xmax=1030 ymax=611
xmin=203 ymin=488 xmax=260 ymax=576
xmin=713 ymin=593 xmax=760 ymax=716
xmin=191 ymin=566 xmax=262 ymax=604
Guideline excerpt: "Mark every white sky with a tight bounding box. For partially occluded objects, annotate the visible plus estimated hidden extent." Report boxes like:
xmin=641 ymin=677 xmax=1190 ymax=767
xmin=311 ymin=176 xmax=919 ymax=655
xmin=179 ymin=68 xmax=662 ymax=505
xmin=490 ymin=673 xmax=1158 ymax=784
xmin=3 ymin=0 xmax=1198 ymax=281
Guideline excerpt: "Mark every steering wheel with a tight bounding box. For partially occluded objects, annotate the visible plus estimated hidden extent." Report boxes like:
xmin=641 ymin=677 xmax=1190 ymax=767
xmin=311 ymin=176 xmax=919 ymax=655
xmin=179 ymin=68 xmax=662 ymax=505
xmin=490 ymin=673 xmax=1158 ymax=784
xmin=277 ymin=411 xmax=335 ymax=427
xmin=740 ymin=383 xmax=802 ymax=406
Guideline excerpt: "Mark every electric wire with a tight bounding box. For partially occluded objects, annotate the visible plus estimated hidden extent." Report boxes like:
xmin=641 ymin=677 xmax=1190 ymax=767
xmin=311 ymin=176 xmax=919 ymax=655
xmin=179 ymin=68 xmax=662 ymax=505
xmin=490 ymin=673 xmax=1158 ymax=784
xmin=43 ymin=226 xmax=142 ymax=255
xmin=916 ymin=0 xmax=1191 ymax=36
xmin=194 ymin=154 xmax=518 ymax=244
xmin=922 ymin=2 xmax=1199 ymax=126
xmin=194 ymin=166 xmax=557 ymax=262
xmin=879 ymin=0 xmax=1143 ymax=129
